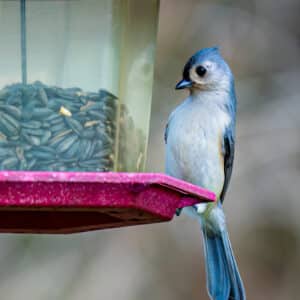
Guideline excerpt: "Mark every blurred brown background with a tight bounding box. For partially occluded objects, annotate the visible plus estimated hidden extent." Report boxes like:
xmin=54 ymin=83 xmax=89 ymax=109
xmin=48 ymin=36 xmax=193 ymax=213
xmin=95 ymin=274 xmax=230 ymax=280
xmin=0 ymin=0 xmax=299 ymax=299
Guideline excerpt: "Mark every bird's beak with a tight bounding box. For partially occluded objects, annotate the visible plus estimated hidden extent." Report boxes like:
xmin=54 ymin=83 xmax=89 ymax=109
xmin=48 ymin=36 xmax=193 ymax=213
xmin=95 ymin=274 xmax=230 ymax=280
xmin=175 ymin=79 xmax=193 ymax=90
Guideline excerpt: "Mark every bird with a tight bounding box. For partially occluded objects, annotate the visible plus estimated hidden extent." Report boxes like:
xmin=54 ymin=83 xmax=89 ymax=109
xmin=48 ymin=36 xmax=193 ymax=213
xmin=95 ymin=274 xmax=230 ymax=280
xmin=165 ymin=47 xmax=246 ymax=300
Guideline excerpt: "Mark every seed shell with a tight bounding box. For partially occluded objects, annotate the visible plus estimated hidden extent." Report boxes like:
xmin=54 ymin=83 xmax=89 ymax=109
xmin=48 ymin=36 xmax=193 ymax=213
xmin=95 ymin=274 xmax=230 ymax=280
xmin=64 ymin=117 xmax=83 ymax=135
xmin=55 ymin=134 xmax=78 ymax=153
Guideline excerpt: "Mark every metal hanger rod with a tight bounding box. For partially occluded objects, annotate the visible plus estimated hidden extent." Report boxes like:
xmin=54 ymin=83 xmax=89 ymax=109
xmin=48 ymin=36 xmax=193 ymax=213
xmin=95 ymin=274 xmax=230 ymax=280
xmin=20 ymin=0 xmax=27 ymax=84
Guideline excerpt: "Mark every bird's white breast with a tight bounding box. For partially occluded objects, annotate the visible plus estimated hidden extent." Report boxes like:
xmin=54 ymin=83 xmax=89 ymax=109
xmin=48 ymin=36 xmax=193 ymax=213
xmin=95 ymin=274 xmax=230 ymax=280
xmin=165 ymin=91 xmax=231 ymax=198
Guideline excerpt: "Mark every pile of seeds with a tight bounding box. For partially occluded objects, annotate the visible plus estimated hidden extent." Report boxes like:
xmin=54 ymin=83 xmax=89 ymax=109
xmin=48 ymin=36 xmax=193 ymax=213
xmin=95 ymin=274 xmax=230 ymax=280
xmin=0 ymin=82 xmax=118 ymax=171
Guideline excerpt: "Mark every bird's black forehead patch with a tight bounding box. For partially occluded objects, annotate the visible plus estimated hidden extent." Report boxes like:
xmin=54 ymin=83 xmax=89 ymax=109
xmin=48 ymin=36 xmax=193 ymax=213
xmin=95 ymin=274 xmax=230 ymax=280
xmin=182 ymin=65 xmax=190 ymax=81
xmin=182 ymin=56 xmax=196 ymax=81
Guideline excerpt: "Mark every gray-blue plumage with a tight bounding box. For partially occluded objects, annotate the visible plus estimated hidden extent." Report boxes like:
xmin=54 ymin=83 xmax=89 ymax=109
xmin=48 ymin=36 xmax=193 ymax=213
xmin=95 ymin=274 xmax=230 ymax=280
xmin=165 ymin=47 xmax=245 ymax=300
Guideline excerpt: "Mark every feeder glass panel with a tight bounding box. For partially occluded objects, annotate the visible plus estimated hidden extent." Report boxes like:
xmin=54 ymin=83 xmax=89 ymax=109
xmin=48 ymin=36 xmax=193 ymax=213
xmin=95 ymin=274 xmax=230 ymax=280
xmin=0 ymin=0 xmax=158 ymax=172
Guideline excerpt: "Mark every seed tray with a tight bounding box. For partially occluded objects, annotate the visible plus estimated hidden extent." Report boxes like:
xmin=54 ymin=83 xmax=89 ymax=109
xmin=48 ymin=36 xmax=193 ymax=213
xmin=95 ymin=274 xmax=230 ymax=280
xmin=0 ymin=171 xmax=215 ymax=234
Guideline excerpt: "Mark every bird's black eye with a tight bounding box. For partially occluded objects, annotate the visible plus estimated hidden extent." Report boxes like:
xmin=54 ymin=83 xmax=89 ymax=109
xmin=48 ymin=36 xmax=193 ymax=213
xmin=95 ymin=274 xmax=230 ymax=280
xmin=195 ymin=65 xmax=207 ymax=77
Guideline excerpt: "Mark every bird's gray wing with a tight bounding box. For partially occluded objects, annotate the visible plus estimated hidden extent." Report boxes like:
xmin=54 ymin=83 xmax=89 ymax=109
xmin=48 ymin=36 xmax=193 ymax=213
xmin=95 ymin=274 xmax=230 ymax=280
xmin=164 ymin=121 xmax=169 ymax=144
xmin=220 ymin=126 xmax=235 ymax=203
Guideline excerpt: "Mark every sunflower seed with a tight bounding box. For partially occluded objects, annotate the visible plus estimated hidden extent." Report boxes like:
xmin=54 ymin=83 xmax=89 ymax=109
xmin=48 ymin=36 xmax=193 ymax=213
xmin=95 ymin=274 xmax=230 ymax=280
xmin=23 ymin=134 xmax=41 ymax=146
xmin=37 ymin=87 xmax=48 ymax=106
xmin=0 ymin=113 xmax=19 ymax=135
xmin=30 ymin=149 xmax=56 ymax=160
xmin=21 ymin=120 xmax=42 ymax=129
xmin=85 ymin=129 xmax=98 ymax=140
xmin=50 ymin=122 xmax=67 ymax=134
xmin=48 ymin=129 xmax=73 ymax=147
xmin=0 ymin=104 xmax=21 ymax=119
xmin=1 ymin=157 xmax=19 ymax=169
xmin=27 ymin=158 xmax=37 ymax=169
xmin=84 ymin=120 xmax=100 ymax=128
xmin=7 ymin=95 xmax=22 ymax=106
xmin=64 ymin=117 xmax=83 ymax=135
xmin=1 ymin=112 xmax=20 ymax=130
xmin=22 ymin=128 xmax=46 ymax=137
xmin=40 ymin=130 xmax=52 ymax=144
xmin=62 ymin=138 xmax=80 ymax=158
xmin=15 ymin=147 xmax=24 ymax=160
xmin=55 ymin=134 xmax=78 ymax=153
xmin=0 ymin=148 xmax=14 ymax=157
xmin=32 ymin=108 xmax=53 ymax=119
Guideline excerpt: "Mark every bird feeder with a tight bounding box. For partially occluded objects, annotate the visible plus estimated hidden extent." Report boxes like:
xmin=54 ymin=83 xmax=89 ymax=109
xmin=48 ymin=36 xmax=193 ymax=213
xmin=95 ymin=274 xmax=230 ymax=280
xmin=0 ymin=0 xmax=215 ymax=233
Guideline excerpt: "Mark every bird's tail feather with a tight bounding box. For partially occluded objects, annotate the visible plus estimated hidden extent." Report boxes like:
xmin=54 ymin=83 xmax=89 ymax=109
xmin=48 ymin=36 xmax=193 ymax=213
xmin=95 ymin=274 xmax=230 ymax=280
xmin=200 ymin=213 xmax=246 ymax=300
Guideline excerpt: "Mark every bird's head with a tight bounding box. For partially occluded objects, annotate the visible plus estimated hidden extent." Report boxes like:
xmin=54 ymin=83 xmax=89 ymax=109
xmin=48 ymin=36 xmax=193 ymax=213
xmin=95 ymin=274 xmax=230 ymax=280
xmin=175 ymin=47 xmax=233 ymax=93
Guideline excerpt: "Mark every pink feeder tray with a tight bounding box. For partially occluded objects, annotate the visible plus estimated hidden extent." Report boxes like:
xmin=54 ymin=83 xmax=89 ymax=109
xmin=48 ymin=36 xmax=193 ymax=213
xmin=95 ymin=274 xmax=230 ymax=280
xmin=0 ymin=171 xmax=215 ymax=234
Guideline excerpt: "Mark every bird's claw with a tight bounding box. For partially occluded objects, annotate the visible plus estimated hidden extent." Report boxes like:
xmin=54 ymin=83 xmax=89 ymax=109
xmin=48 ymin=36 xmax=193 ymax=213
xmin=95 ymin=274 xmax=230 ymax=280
xmin=175 ymin=208 xmax=182 ymax=216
